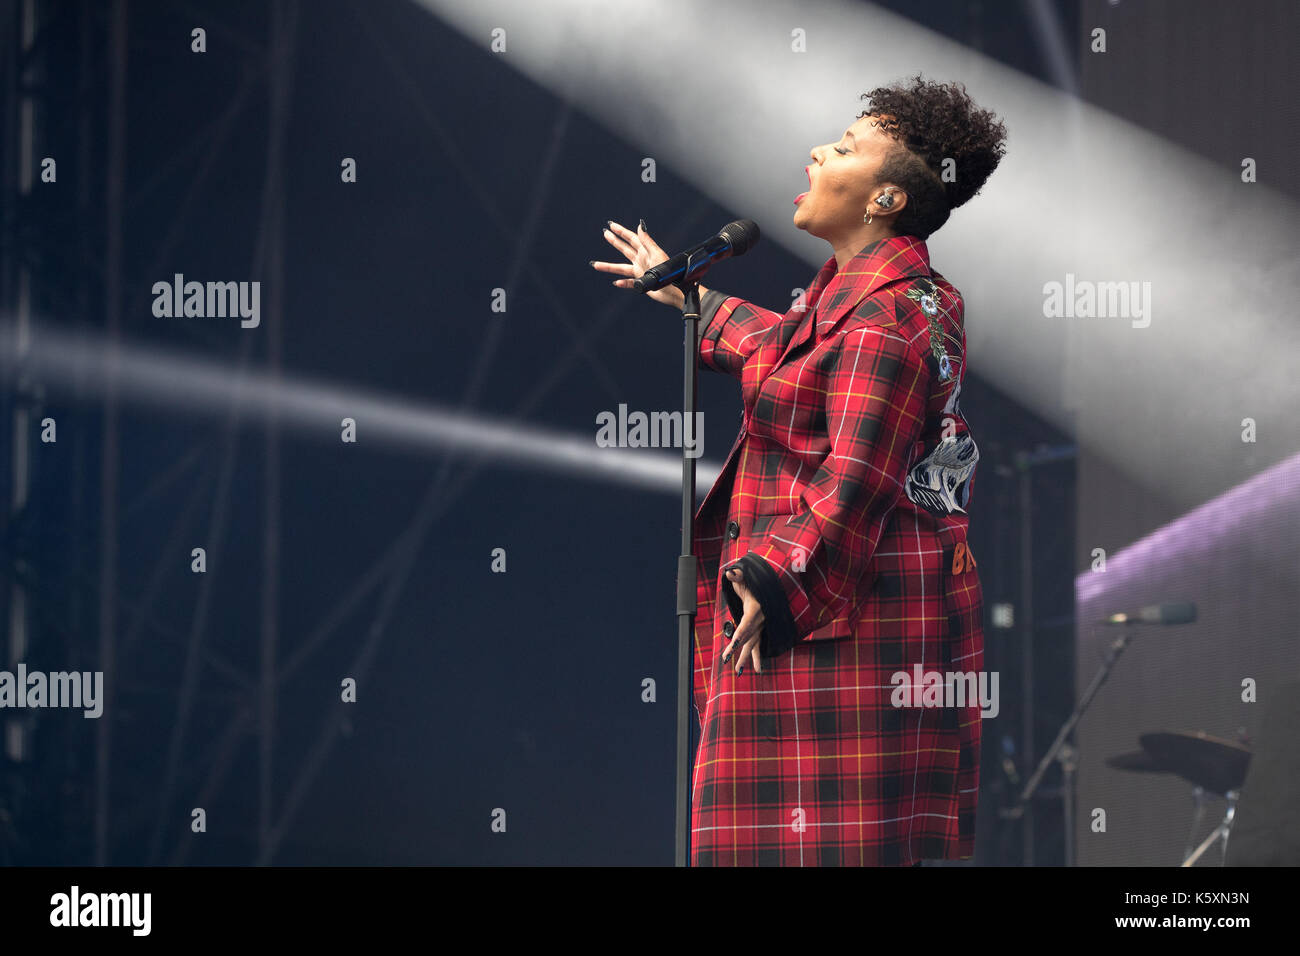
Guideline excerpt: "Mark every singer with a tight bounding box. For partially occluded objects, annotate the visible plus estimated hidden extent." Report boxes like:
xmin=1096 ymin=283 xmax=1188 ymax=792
xmin=594 ymin=75 xmax=1007 ymax=865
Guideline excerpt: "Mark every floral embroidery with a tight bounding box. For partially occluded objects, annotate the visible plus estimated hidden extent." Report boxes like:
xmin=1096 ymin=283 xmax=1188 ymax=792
xmin=904 ymin=278 xmax=954 ymax=382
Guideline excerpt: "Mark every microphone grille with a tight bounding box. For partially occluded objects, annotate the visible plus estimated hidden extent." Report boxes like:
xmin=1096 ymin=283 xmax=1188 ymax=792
xmin=720 ymin=219 xmax=760 ymax=256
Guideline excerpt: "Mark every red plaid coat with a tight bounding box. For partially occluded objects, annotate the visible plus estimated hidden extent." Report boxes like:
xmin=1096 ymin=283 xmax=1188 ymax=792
xmin=689 ymin=234 xmax=984 ymax=866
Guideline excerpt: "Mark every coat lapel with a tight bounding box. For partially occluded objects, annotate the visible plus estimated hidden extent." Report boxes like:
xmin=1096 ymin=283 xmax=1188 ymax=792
xmin=771 ymin=256 xmax=835 ymax=365
xmin=774 ymin=236 xmax=933 ymax=368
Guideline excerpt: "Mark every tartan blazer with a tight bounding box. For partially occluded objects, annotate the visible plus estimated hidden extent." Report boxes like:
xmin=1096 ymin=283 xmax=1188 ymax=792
xmin=689 ymin=234 xmax=984 ymax=866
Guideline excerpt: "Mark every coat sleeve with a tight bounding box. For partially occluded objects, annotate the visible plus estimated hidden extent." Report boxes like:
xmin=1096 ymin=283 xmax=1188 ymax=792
xmin=722 ymin=319 xmax=932 ymax=660
xmin=697 ymin=289 xmax=785 ymax=379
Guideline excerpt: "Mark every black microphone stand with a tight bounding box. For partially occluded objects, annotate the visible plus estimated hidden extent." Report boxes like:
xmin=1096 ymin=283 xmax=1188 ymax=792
xmin=658 ymin=232 xmax=755 ymax=865
xmin=673 ymin=259 xmax=705 ymax=867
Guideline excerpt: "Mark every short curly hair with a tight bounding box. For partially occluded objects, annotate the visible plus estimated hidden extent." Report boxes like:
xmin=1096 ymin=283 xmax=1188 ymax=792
xmin=858 ymin=75 xmax=1007 ymax=240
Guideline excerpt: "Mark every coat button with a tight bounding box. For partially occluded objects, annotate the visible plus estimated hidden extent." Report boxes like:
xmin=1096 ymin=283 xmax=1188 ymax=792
xmin=726 ymin=520 xmax=740 ymax=539
xmin=722 ymin=620 xmax=735 ymax=638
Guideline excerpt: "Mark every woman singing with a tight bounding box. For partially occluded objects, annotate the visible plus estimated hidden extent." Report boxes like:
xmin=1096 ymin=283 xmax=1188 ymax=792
xmin=593 ymin=75 xmax=1007 ymax=866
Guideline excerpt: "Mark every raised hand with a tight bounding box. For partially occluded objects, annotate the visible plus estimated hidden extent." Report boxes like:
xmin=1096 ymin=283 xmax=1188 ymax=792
xmin=591 ymin=219 xmax=707 ymax=311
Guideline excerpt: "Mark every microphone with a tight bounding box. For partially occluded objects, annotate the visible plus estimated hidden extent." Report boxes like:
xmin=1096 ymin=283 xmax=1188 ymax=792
xmin=632 ymin=219 xmax=760 ymax=293
xmin=1098 ymin=601 xmax=1197 ymax=625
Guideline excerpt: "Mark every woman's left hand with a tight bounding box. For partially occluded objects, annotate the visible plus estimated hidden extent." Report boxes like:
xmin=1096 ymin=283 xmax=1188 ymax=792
xmin=722 ymin=567 xmax=764 ymax=675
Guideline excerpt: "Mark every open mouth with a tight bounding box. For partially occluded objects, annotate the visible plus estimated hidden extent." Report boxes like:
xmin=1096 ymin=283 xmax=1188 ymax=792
xmin=795 ymin=166 xmax=812 ymax=204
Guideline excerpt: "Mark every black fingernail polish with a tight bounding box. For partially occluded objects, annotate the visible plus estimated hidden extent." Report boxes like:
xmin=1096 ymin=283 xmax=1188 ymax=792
xmin=639 ymin=218 xmax=646 ymax=231
xmin=588 ymin=260 xmax=595 ymax=266
xmin=605 ymin=219 xmax=613 ymax=232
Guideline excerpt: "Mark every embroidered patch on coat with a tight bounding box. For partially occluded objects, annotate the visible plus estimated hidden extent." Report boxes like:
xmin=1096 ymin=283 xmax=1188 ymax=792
xmin=904 ymin=432 xmax=979 ymax=516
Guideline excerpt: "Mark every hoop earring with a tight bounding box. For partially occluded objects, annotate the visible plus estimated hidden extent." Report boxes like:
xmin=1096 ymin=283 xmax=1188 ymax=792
xmin=864 ymin=209 xmax=873 ymax=225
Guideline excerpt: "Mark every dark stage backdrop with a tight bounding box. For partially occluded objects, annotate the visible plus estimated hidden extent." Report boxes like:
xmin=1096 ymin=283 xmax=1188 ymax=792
xmin=0 ymin=0 xmax=1078 ymax=866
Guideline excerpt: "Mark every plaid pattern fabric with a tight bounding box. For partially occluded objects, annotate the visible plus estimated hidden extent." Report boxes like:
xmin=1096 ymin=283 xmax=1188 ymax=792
xmin=689 ymin=234 xmax=984 ymax=866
